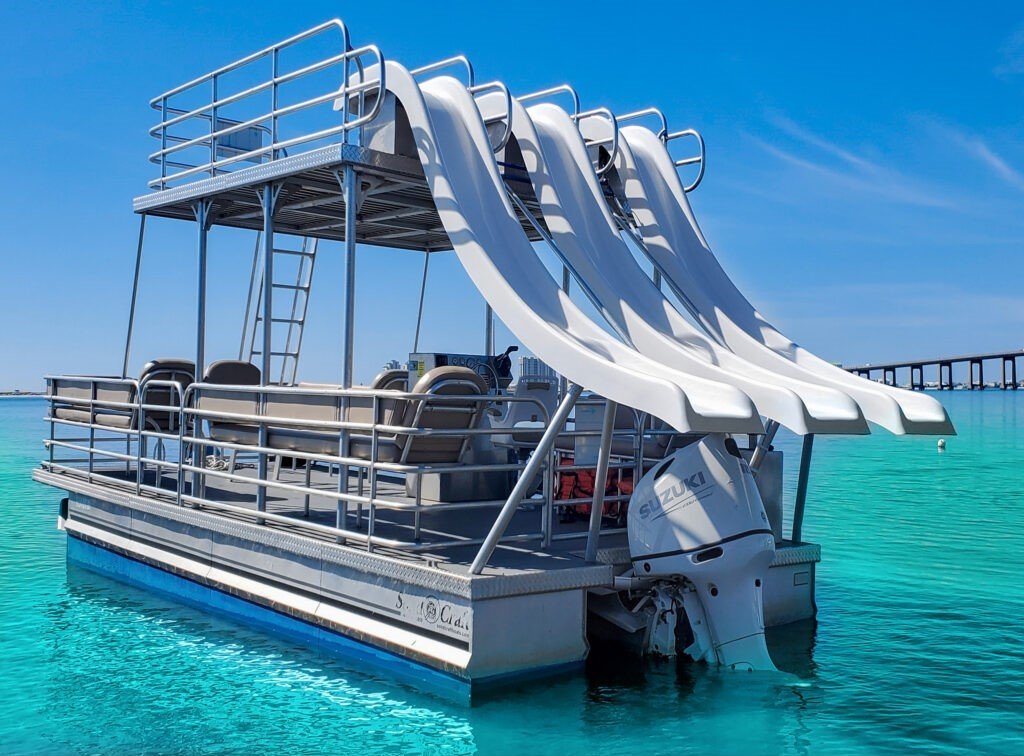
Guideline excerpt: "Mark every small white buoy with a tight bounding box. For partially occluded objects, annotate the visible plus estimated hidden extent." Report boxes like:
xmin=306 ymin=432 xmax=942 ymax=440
xmin=937 ymin=439 xmax=946 ymax=451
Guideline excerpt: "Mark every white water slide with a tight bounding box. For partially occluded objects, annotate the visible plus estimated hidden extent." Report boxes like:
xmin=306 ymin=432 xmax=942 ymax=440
xmin=379 ymin=62 xmax=762 ymax=435
xmin=488 ymin=95 xmax=868 ymax=436
xmin=612 ymin=125 xmax=954 ymax=436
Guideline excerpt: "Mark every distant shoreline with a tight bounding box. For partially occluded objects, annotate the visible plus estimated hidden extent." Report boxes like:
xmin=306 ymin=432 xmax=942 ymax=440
xmin=0 ymin=392 xmax=44 ymax=398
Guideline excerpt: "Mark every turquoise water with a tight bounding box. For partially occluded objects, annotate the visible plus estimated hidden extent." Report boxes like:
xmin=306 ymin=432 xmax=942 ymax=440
xmin=1 ymin=394 xmax=1022 ymax=755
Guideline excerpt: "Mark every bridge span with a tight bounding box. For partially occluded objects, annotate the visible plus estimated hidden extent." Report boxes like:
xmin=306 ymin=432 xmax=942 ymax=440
xmin=845 ymin=349 xmax=1023 ymax=390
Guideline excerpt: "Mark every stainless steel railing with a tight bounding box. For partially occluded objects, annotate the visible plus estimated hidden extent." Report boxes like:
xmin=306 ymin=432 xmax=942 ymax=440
xmin=148 ymin=19 xmax=385 ymax=189
xmin=616 ymin=107 xmax=706 ymax=191
xmin=43 ymin=376 xmax=670 ymax=558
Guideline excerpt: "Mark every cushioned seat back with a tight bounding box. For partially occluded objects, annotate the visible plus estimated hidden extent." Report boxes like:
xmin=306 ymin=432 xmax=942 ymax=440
xmin=197 ymin=360 xmax=261 ymax=423
xmin=265 ymin=392 xmax=338 ymax=424
xmin=347 ymin=368 xmax=409 ymax=428
xmin=50 ymin=377 xmax=135 ymax=428
xmin=139 ymin=358 xmax=195 ymax=431
xmin=369 ymin=368 xmax=409 ymax=428
xmin=397 ymin=367 xmax=488 ymax=463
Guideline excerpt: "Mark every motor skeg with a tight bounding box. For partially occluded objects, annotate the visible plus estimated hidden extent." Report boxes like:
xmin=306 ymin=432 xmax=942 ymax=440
xmin=628 ymin=434 xmax=777 ymax=671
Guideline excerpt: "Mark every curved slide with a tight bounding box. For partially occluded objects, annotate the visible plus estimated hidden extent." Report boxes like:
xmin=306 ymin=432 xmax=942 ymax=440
xmin=490 ymin=95 xmax=868 ymax=436
xmin=610 ymin=124 xmax=953 ymax=436
xmin=374 ymin=62 xmax=763 ymax=434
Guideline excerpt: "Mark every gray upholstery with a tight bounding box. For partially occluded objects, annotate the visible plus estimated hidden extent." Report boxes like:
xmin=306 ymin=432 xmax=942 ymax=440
xmin=139 ymin=358 xmax=195 ymax=431
xmin=50 ymin=358 xmax=194 ymax=432
xmin=200 ymin=361 xmax=262 ymax=445
xmin=389 ymin=367 xmax=488 ymax=463
xmin=204 ymin=360 xmax=260 ymax=385
xmin=200 ymin=364 xmax=486 ymax=467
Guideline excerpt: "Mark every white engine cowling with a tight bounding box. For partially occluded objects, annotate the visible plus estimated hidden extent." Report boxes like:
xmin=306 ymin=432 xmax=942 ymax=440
xmin=628 ymin=434 xmax=777 ymax=671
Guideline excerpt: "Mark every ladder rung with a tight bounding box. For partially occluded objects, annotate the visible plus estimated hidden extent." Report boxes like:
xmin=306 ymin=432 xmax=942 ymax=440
xmin=254 ymin=316 xmax=304 ymax=324
xmin=271 ymin=283 xmax=309 ymax=291
xmin=273 ymin=248 xmax=315 ymax=257
xmin=250 ymin=351 xmax=299 ymax=357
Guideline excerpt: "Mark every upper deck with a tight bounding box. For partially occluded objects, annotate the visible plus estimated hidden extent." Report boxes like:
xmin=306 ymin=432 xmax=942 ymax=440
xmin=132 ymin=20 xmax=544 ymax=251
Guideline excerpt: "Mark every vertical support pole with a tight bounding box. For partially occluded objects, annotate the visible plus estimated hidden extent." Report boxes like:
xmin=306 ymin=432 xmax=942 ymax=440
xmin=337 ymin=167 xmax=358 ymax=536
xmin=792 ymin=434 xmax=814 ymax=543
xmin=559 ymin=266 xmax=570 ymax=398
xmin=256 ymin=185 xmax=278 ymax=519
xmin=412 ymin=250 xmax=430 ymax=353
xmin=485 ymin=304 xmax=494 ymax=357
xmin=122 ymin=214 xmax=147 ymax=378
xmin=191 ymin=200 xmax=211 ymax=500
xmin=1013 ymin=357 xmax=1019 ymax=390
xmin=342 ymin=168 xmax=357 ymax=390
xmin=194 ymin=201 xmax=210 ymax=380
xmin=471 ymin=383 xmax=584 ymax=575
xmin=749 ymin=420 xmax=779 ymax=474
xmin=585 ymin=399 xmax=617 ymax=563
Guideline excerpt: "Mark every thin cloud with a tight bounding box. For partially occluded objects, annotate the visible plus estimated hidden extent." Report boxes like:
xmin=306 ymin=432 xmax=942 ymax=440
xmin=995 ymin=26 xmax=1024 ymax=77
xmin=955 ymin=133 xmax=1024 ymax=191
xmin=749 ymin=125 xmax=955 ymax=209
xmin=766 ymin=112 xmax=876 ymax=171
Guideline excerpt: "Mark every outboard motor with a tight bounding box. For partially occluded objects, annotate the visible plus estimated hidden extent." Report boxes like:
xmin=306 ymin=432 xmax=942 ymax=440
xmin=627 ymin=434 xmax=777 ymax=671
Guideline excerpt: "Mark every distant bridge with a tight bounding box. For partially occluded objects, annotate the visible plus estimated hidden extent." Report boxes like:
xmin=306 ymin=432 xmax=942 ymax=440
xmin=845 ymin=349 xmax=1023 ymax=390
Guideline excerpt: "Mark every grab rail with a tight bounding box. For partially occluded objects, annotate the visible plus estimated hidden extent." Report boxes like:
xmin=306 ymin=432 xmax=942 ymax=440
xmin=410 ymin=54 xmax=511 ymax=153
xmin=616 ymin=107 xmax=669 ymax=138
xmin=664 ymin=128 xmax=706 ymax=192
xmin=42 ymin=375 xmax=660 ymax=557
xmin=572 ymin=107 xmax=619 ymax=176
xmin=148 ymin=20 xmax=385 ymax=190
xmin=469 ymin=81 xmax=513 ymax=151
xmin=410 ymin=55 xmax=475 ymax=86
xmin=616 ymin=107 xmax=705 ymax=191
xmin=519 ymin=84 xmax=582 ymax=118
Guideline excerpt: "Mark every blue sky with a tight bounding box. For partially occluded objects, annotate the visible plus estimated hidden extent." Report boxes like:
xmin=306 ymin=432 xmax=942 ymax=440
xmin=1 ymin=1 xmax=1022 ymax=389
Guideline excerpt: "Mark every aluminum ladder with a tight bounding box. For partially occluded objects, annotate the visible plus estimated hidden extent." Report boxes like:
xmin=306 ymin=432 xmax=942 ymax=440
xmin=240 ymin=233 xmax=320 ymax=385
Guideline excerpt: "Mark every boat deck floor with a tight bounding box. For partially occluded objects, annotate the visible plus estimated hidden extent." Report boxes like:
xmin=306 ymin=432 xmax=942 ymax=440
xmin=69 ymin=461 xmax=629 ymax=579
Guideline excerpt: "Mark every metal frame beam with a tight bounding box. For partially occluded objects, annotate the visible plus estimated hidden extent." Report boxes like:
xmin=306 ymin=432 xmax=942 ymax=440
xmin=471 ymin=383 xmax=584 ymax=574
xmin=122 ymin=214 xmax=148 ymax=378
xmin=585 ymin=399 xmax=617 ymax=562
xmin=337 ymin=166 xmax=359 ymax=536
xmin=792 ymin=434 xmax=814 ymax=543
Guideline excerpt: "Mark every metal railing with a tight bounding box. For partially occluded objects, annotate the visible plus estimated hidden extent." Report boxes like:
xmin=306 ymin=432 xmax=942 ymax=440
xmin=148 ymin=19 xmax=385 ymax=189
xmin=617 ymin=107 xmax=706 ymax=191
xmin=42 ymin=377 xmax=673 ymax=560
xmin=517 ymin=84 xmax=619 ymax=176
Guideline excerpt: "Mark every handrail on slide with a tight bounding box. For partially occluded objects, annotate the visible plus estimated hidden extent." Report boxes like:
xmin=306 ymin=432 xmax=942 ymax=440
xmin=410 ymin=55 xmax=475 ymax=86
xmin=519 ymin=86 xmax=621 ymax=177
xmin=469 ymin=81 xmax=513 ymax=151
xmin=519 ymin=84 xmax=582 ymax=118
xmin=411 ymin=56 xmax=511 ymax=153
xmin=572 ymin=107 xmax=620 ymax=175
xmin=617 ymin=107 xmax=706 ymax=191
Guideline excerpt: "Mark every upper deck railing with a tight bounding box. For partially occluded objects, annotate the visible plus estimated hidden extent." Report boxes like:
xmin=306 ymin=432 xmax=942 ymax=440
xmin=148 ymin=20 xmax=385 ymax=190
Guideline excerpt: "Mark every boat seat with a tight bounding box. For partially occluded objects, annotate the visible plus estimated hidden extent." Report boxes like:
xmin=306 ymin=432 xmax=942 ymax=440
xmin=260 ymin=367 xmax=485 ymax=464
xmin=138 ymin=358 xmax=195 ymax=432
xmin=374 ymin=366 xmax=488 ymax=464
xmin=201 ymin=364 xmax=484 ymax=466
xmin=200 ymin=360 xmax=262 ymax=446
xmin=50 ymin=358 xmax=194 ymax=432
xmin=266 ymin=369 xmax=411 ymax=454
